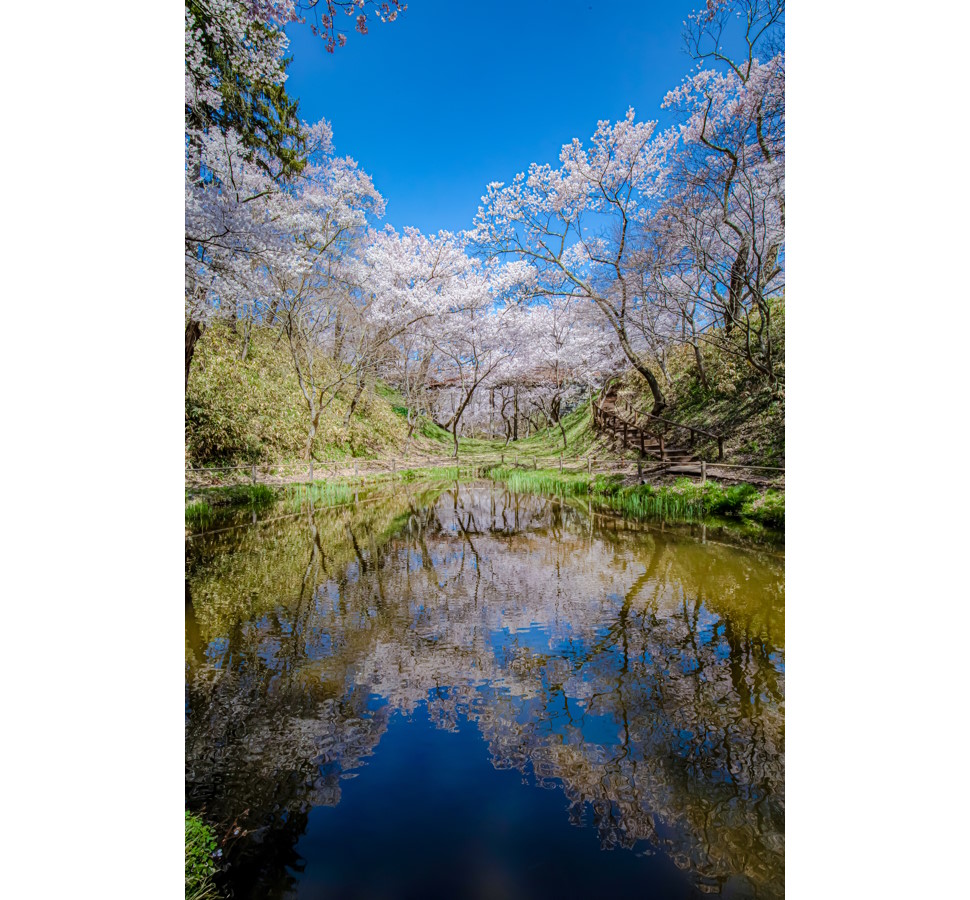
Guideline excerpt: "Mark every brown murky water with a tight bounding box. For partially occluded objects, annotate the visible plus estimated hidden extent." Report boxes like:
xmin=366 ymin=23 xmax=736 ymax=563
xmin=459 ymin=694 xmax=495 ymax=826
xmin=186 ymin=482 xmax=784 ymax=899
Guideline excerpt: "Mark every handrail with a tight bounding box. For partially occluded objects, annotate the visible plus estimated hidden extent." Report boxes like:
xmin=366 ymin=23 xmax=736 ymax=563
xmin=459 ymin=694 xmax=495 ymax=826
xmin=594 ymin=399 xmax=719 ymax=443
xmin=593 ymin=399 xmax=724 ymax=459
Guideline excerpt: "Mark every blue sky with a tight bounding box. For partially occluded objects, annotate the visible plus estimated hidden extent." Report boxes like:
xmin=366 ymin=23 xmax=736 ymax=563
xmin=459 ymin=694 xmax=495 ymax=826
xmin=285 ymin=0 xmax=701 ymax=235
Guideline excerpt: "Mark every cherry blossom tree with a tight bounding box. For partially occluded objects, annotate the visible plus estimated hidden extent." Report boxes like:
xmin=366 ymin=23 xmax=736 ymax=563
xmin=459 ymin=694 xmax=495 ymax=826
xmin=257 ymin=151 xmax=391 ymax=458
xmin=470 ymin=1 xmax=784 ymax=412
xmin=501 ymin=298 xmax=615 ymax=448
xmin=185 ymin=0 xmax=406 ymax=388
xmin=657 ymin=0 xmax=785 ymax=386
xmin=472 ymin=110 xmax=677 ymax=415
xmin=428 ymin=279 xmax=525 ymax=458
xmin=356 ymin=228 xmax=473 ymax=451
xmin=185 ymin=0 xmax=785 ymax=455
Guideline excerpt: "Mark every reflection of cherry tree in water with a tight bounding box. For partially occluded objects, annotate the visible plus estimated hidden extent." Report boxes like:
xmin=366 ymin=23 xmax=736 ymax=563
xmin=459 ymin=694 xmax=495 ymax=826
xmin=186 ymin=484 xmax=784 ymax=898
xmin=465 ymin=530 xmax=784 ymax=896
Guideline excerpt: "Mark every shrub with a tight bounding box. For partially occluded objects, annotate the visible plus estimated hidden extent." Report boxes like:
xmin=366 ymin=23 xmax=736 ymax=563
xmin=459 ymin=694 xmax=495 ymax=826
xmin=705 ymin=483 xmax=758 ymax=517
xmin=590 ymin=474 xmax=625 ymax=496
xmin=185 ymin=811 xmax=220 ymax=900
xmin=745 ymin=490 xmax=785 ymax=530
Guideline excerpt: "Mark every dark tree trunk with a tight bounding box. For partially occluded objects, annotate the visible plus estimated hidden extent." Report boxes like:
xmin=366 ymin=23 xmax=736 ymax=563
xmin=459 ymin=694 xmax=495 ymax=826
xmin=692 ymin=340 xmax=709 ymax=389
xmin=404 ymin=411 xmax=417 ymax=456
xmin=305 ymin=407 xmax=321 ymax=461
xmin=185 ymin=318 xmax=205 ymax=391
xmin=726 ymin=236 xmax=751 ymax=334
xmin=614 ymin=328 xmax=666 ymax=416
xmin=343 ymin=380 xmax=365 ymax=427
xmin=513 ymin=386 xmax=519 ymax=441
xmin=622 ymin=355 xmax=666 ymax=416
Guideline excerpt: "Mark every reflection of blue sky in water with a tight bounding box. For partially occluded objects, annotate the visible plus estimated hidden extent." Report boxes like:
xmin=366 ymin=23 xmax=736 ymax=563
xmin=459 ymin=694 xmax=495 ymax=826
xmin=186 ymin=483 xmax=784 ymax=899
xmin=294 ymin=704 xmax=700 ymax=900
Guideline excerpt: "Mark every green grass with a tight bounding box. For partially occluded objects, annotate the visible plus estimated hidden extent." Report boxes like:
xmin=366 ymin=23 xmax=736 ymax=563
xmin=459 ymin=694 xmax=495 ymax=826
xmin=398 ymin=465 xmax=469 ymax=481
xmin=512 ymin=403 xmax=598 ymax=455
xmin=594 ymin=478 xmax=784 ymax=528
xmin=188 ymin=467 xmax=484 ymax=527
xmin=598 ymin=482 xmax=708 ymax=523
xmin=185 ymin=500 xmax=215 ymax=529
xmin=485 ymin=466 xmax=784 ymax=530
xmin=190 ymin=483 xmax=279 ymax=509
xmin=482 ymin=465 xmax=591 ymax=497
xmin=186 ymin=484 xmax=281 ymax=529
xmin=419 ymin=418 xmax=452 ymax=442
xmin=185 ymin=812 xmax=220 ymax=900
xmin=283 ymin=480 xmax=356 ymax=509
xmin=188 ymin=459 xmax=784 ymax=534
xmin=744 ymin=490 xmax=785 ymax=529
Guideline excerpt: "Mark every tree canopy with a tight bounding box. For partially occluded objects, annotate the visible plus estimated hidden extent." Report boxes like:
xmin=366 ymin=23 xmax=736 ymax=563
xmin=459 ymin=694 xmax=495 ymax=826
xmin=185 ymin=0 xmax=785 ymax=453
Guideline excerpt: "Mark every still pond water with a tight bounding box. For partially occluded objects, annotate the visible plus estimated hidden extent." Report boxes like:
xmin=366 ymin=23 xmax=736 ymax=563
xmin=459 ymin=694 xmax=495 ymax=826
xmin=186 ymin=482 xmax=784 ymax=899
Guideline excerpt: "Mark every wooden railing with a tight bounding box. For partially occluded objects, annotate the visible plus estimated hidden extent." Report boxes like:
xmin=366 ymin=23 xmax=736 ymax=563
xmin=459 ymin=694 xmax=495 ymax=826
xmin=593 ymin=395 xmax=725 ymax=460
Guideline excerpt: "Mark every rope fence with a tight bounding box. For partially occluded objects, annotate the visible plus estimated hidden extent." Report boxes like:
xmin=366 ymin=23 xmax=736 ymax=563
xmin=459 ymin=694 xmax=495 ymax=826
xmin=186 ymin=451 xmax=784 ymax=490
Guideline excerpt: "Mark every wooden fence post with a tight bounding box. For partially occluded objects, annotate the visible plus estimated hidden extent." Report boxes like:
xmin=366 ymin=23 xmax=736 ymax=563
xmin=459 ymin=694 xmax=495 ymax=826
xmin=701 ymin=460 xmax=707 ymax=484
xmin=587 ymin=456 xmax=591 ymax=476
xmin=252 ymin=463 xmax=256 ymax=486
xmin=309 ymin=459 xmax=313 ymax=483
xmin=659 ymin=432 xmax=666 ymax=461
xmin=559 ymin=453 xmax=563 ymax=473
xmin=717 ymin=437 xmax=724 ymax=460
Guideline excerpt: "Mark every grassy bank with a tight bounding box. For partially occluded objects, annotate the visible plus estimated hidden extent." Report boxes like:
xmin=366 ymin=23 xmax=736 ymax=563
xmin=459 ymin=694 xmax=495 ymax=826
xmin=590 ymin=474 xmax=784 ymax=530
xmin=484 ymin=466 xmax=784 ymax=531
xmin=185 ymin=466 xmax=483 ymax=530
xmin=187 ymin=461 xmax=784 ymax=535
xmin=185 ymin=484 xmax=278 ymax=529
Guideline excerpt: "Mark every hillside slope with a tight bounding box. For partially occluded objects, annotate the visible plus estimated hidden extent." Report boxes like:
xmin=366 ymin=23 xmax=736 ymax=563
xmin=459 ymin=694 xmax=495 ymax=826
xmin=185 ymin=324 xmax=449 ymax=465
xmin=612 ymin=307 xmax=785 ymax=467
xmin=186 ymin=307 xmax=784 ymax=470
